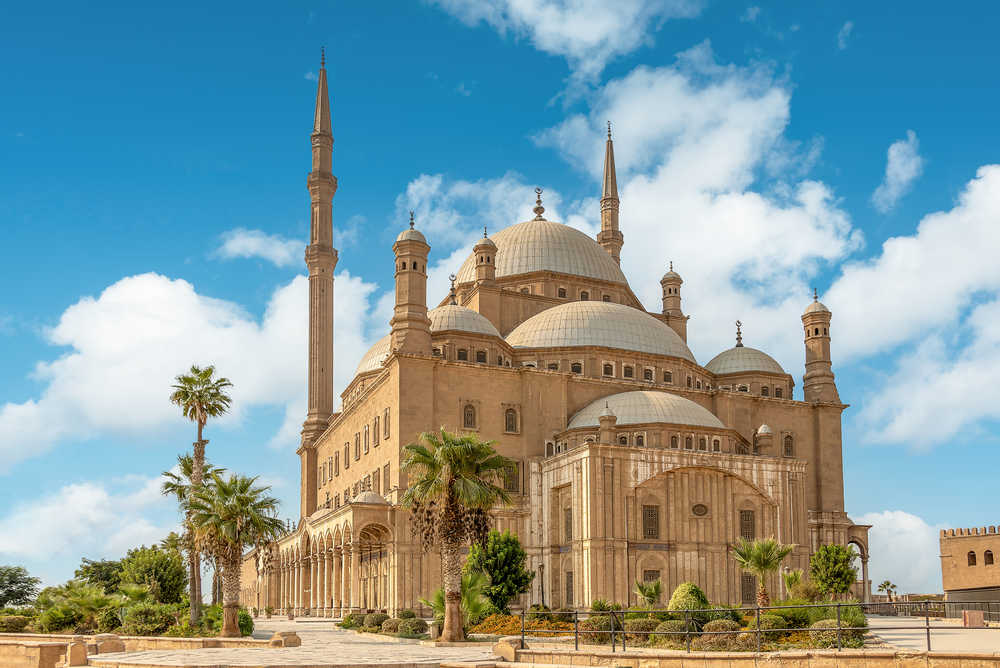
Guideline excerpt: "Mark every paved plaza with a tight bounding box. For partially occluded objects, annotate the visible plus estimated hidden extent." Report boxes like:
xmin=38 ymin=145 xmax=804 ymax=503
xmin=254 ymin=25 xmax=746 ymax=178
xmin=89 ymin=619 xmax=498 ymax=667
xmin=868 ymin=615 xmax=1000 ymax=653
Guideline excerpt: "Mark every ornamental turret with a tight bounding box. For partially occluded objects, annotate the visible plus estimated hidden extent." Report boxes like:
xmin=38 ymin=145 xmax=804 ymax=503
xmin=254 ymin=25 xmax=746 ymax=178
xmin=660 ymin=262 xmax=688 ymax=342
xmin=390 ymin=212 xmax=432 ymax=355
xmin=596 ymin=122 xmax=624 ymax=264
xmin=802 ymin=290 xmax=839 ymax=403
xmin=474 ymin=227 xmax=497 ymax=285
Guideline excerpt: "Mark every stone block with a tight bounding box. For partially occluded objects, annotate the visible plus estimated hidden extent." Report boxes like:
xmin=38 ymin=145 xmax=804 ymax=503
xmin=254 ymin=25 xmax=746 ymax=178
xmin=492 ymin=635 xmax=527 ymax=662
xmin=93 ymin=634 xmax=125 ymax=654
xmin=962 ymin=610 xmax=986 ymax=628
xmin=65 ymin=640 xmax=88 ymax=666
xmin=268 ymin=631 xmax=302 ymax=648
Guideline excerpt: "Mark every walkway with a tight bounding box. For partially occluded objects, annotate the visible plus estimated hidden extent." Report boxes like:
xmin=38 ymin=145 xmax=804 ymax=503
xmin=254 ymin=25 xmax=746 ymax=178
xmin=868 ymin=615 xmax=1000 ymax=653
xmin=89 ymin=618 xmax=497 ymax=667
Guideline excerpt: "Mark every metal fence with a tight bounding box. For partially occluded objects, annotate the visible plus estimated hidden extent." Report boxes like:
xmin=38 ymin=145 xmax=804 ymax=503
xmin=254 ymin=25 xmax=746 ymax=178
xmin=516 ymin=600 xmax=999 ymax=653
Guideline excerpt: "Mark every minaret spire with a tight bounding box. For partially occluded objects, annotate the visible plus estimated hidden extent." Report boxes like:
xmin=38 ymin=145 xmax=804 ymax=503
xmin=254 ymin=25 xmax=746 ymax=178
xmin=313 ymin=49 xmax=331 ymax=137
xmin=597 ymin=121 xmax=623 ymax=264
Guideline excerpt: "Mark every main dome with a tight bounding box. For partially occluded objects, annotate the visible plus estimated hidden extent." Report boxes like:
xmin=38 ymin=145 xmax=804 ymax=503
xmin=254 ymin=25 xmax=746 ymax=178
xmin=506 ymin=301 xmax=696 ymax=362
xmin=568 ymin=391 xmax=724 ymax=429
xmin=705 ymin=346 xmax=785 ymax=375
xmin=454 ymin=220 xmax=628 ymax=285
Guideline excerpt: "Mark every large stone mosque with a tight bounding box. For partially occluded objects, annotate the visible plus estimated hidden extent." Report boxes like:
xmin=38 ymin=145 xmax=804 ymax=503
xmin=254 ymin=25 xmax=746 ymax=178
xmin=240 ymin=58 xmax=871 ymax=616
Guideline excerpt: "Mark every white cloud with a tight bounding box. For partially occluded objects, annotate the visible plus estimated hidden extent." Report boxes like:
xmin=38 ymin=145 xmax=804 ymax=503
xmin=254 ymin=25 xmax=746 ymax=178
xmin=837 ymin=20 xmax=854 ymax=50
xmin=872 ymin=130 xmax=924 ymax=213
xmin=740 ymin=6 xmax=760 ymax=23
xmin=430 ymin=0 xmax=703 ymax=83
xmin=0 ymin=270 xmax=384 ymax=470
xmin=304 ymin=71 xmax=318 ymax=82
xmin=855 ymin=510 xmax=945 ymax=593
xmin=455 ymin=82 xmax=473 ymax=97
xmin=214 ymin=228 xmax=304 ymax=267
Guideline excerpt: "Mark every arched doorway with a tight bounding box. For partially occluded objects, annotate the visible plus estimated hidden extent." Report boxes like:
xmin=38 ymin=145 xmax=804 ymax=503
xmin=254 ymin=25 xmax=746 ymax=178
xmin=357 ymin=524 xmax=391 ymax=611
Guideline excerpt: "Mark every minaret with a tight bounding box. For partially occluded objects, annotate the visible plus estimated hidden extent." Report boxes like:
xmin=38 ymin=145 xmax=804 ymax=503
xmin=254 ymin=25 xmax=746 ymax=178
xmin=390 ymin=212 xmax=432 ymax=354
xmin=660 ymin=262 xmax=688 ymax=342
xmin=474 ymin=226 xmax=497 ymax=285
xmin=802 ymin=289 xmax=839 ymax=403
xmin=301 ymin=49 xmax=339 ymax=449
xmin=597 ymin=122 xmax=624 ymax=263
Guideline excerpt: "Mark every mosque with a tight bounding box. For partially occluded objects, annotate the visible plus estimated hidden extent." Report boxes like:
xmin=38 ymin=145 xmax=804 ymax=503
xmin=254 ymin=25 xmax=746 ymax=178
xmin=239 ymin=57 xmax=871 ymax=615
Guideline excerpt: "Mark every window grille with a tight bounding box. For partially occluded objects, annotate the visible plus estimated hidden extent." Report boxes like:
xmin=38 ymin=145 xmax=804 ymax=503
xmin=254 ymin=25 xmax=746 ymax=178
xmin=741 ymin=575 xmax=756 ymax=604
xmin=564 ymin=508 xmax=572 ymax=542
xmin=642 ymin=505 xmax=660 ymax=539
xmin=457 ymin=349 xmax=468 ymax=361
xmin=373 ymin=416 xmax=380 ymax=446
xmin=384 ymin=408 xmax=390 ymax=438
xmin=571 ymin=362 xmax=582 ymax=374
xmin=505 ymin=408 xmax=518 ymax=433
xmin=383 ymin=463 xmax=390 ymax=492
xmin=504 ymin=462 xmax=519 ymax=493
xmin=643 ymin=368 xmax=653 ymax=381
xmin=740 ymin=510 xmax=756 ymax=540
xmin=475 ymin=350 xmax=487 ymax=363
xmin=664 ymin=371 xmax=673 ymax=383
xmin=643 ymin=570 xmax=660 ymax=583
xmin=783 ymin=435 xmax=794 ymax=457
xmin=565 ymin=572 xmax=574 ymax=606
xmin=624 ymin=366 xmax=634 ymax=378
xmin=463 ymin=404 xmax=476 ymax=429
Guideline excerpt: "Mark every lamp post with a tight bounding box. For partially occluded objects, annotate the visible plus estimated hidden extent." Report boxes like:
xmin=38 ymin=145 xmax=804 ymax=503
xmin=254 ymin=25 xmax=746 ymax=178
xmin=538 ymin=562 xmax=545 ymax=608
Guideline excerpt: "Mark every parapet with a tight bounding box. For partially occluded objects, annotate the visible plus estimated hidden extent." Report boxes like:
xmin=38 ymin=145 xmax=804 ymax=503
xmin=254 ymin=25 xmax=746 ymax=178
xmin=941 ymin=526 xmax=999 ymax=538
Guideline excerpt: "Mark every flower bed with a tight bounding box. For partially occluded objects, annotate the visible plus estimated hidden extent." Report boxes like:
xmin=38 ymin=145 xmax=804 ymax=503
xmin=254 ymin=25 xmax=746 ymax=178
xmin=470 ymin=613 xmax=574 ymax=637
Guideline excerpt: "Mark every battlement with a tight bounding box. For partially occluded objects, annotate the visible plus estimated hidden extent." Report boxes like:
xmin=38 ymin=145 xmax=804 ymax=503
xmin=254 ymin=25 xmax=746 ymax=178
xmin=941 ymin=526 xmax=999 ymax=538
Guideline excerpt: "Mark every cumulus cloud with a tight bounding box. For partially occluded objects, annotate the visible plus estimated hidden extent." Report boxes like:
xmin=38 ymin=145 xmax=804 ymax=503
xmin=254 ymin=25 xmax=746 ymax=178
xmin=837 ymin=20 xmax=854 ymax=50
xmin=740 ymin=6 xmax=760 ymax=23
xmin=214 ymin=228 xmax=304 ymax=267
xmin=429 ymin=0 xmax=703 ymax=83
xmin=855 ymin=510 xmax=945 ymax=593
xmin=872 ymin=130 xmax=924 ymax=213
xmin=0 ymin=270 xmax=384 ymax=470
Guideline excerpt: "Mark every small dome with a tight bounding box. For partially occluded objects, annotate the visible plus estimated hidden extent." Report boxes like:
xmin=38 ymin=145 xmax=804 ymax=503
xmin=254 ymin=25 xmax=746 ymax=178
xmin=475 ymin=235 xmax=497 ymax=250
xmin=428 ymin=305 xmax=501 ymax=337
xmin=757 ymin=424 xmax=773 ymax=435
xmin=598 ymin=402 xmax=616 ymax=419
xmin=804 ymin=300 xmax=830 ymax=314
xmin=454 ymin=220 xmax=628 ymax=285
xmin=705 ymin=346 xmax=784 ymax=375
xmin=396 ymin=227 xmax=427 ymax=243
xmin=354 ymin=334 xmax=391 ymax=376
xmin=568 ymin=391 xmax=724 ymax=429
xmin=506 ymin=301 xmax=696 ymax=362
xmin=352 ymin=490 xmax=388 ymax=505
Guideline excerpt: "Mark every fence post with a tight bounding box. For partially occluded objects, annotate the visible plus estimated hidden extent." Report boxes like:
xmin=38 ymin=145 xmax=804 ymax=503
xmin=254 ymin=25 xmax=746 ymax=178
xmin=621 ymin=611 xmax=626 ymax=652
xmin=755 ymin=605 xmax=761 ymax=653
xmin=610 ymin=610 xmax=615 ymax=652
xmin=836 ymin=602 xmax=842 ymax=650
xmin=521 ymin=608 xmax=525 ymax=648
xmin=574 ymin=610 xmax=579 ymax=651
xmin=685 ymin=609 xmax=691 ymax=653
xmin=924 ymin=600 xmax=931 ymax=652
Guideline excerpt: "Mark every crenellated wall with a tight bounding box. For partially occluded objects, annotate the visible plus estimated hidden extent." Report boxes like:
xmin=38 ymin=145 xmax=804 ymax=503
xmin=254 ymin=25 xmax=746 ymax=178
xmin=940 ymin=526 xmax=1000 ymax=599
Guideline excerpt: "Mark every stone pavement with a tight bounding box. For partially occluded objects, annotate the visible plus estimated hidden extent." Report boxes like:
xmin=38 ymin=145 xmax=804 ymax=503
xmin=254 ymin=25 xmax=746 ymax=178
xmin=88 ymin=618 xmax=498 ymax=667
xmin=867 ymin=615 xmax=1000 ymax=653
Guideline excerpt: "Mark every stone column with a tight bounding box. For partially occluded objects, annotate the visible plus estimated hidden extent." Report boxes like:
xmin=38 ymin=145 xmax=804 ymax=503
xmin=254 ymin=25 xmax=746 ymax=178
xmin=862 ymin=557 xmax=870 ymax=602
xmin=333 ymin=547 xmax=342 ymax=615
xmin=351 ymin=544 xmax=361 ymax=611
xmin=324 ymin=549 xmax=332 ymax=615
xmin=341 ymin=547 xmax=350 ymax=614
xmin=310 ymin=556 xmax=317 ymax=613
xmin=320 ymin=550 xmax=328 ymax=616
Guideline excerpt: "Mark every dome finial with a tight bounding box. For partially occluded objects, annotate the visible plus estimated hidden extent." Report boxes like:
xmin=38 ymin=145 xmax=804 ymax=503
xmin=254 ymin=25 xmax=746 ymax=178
xmin=607 ymin=120 xmax=612 ymax=139
xmin=409 ymin=210 xmax=415 ymax=229
xmin=669 ymin=261 xmax=673 ymax=271
xmin=483 ymin=225 xmax=488 ymax=238
xmin=448 ymin=273 xmax=457 ymax=305
xmin=320 ymin=46 xmax=326 ymax=69
xmin=533 ymin=187 xmax=545 ymax=220
xmin=813 ymin=287 xmax=818 ymax=302
xmin=735 ymin=320 xmax=743 ymax=347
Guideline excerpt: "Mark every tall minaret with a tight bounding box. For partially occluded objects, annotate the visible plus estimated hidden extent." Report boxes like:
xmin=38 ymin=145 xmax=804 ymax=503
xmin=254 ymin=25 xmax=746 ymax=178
xmin=802 ymin=290 xmax=839 ymax=403
xmin=597 ymin=122 xmax=624 ymax=264
xmin=301 ymin=49 xmax=339 ymax=449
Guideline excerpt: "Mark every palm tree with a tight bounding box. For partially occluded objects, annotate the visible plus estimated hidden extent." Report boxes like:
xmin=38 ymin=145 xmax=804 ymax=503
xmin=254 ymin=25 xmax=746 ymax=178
xmin=188 ymin=472 xmax=284 ymax=637
xmin=878 ymin=580 xmax=897 ymax=602
xmin=401 ymin=429 xmax=514 ymax=642
xmin=169 ymin=365 xmax=232 ymax=623
xmin=731 ymin=537 xmax=796 ymax=607
xmin=634 ymin=578 xmax=663 ymax=609
xmin=161 ymin=454 xmax=224 ymax=626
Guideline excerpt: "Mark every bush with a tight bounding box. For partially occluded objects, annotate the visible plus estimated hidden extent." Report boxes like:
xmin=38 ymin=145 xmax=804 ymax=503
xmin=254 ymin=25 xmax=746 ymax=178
xmin=238 ymin=608 xmax=253 ymax=636
xmin=809 ymin=618 xmax=865 ymax=648
xmin=691 ymin=619 xmax=742 ymax=650
xmin=651 ymin=619 xmax=697 ymax=647
xmin=666 ymin=582 xmax=710 ymax=625
xmin=704 ymin=606 xmax=742 ymax=624
xmin=624 ymin=618 xmax=660 ymax=644
xmin=37 ymin=605 xmax=83 ymax=632
xmin=397 ymin=617 xmax=428 ymax=635
xmin=579 ymin=614 xmax=613 ymax=644
xmin=121 ymin=602 xmax=175 ymax=636
xmin=789 ymin=579 xmax=822 ymax=602
xmin=339 ymin=612 xmax=360 ymax=629
xmin=0 ymin=615 xmax=30 ymax=632
xmin=526 ymin=603 xmax=553 ymax=622
xmin=381 ymin=618 xmax=401 ymax=633
xmin=201 ymin=604 xmax=222 ymax=632
xmin=771 ymin=600 xmax=812 ymax=629
xmin=398 ymin=609 xmax=416 ymax=619
xmin=745 ymin=613 xmax=785 ymax=641
xmin=96 ymin=606 xmax=123 ymax=633
xmin=364 ymin=613 xmax=389 ymax=629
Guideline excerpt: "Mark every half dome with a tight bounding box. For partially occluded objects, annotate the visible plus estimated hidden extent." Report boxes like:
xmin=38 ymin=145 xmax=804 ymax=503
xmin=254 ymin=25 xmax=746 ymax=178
xmin=354 ymin=334 xmax=391 ymax=376
xmin=506 ymin=301 xmax=696 ymax=362
xmin=352 ymin=490 xmax=388 ymax=505
xmin=568 ymin=391 xmax=724 ymax=429
xmin=705 ymin=346 xmax=784 ymax=375
xmin=428 ymin=304 xmax=501 ymax=337
xmin=454 ymin=220 xmax=628 ymax=285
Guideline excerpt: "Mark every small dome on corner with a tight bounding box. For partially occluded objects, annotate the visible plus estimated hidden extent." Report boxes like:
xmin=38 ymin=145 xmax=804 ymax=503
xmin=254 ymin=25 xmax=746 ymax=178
xmin=804 ymin=300 xmax=830 ymax=315
xmin=396 ymin=227 xmax=427 ymax=243
xmin=353 ymin=490 xmax=388 ymax=505
xmin=757 ymin=424 xmax=773 ymax=435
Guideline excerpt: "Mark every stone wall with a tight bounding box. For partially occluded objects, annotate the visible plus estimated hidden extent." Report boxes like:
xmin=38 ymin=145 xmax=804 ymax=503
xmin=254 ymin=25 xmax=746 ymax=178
xmin=0 ymin=641 xmax=67 ymax=668
xmin=940 ymin=526 xmax=1000 ymax=597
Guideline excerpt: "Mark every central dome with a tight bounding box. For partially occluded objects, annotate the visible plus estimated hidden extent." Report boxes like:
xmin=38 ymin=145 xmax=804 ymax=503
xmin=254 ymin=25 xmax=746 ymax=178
xmin=568 ymin=391 xmax=724 ymax=429
xmin=454 ymin=220 xmax=628 ymax=285
xmin=506 ymin=301 xmax=696 ymax=362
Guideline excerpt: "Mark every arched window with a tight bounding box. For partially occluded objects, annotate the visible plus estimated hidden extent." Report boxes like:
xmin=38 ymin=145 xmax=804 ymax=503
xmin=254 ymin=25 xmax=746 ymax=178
xmin=969 ymin=551 xmax=978 ymax=566
xmin=571 ymin=362 xmax=583 ymax=374
xmin=761 ymin=386 xmax=769 ymax=397
xmin=520 ymin=287 xmax=530 ymax=294
xmin=664 ymin=371 xmax=673 ymax=383
xmin=457 ymin=348 xmax=468 ymax=361
xmin=364 ymin=424 xmax=369 ymax=453
xmin=735 ymin=443 xmax=749 ymax=455
xmin=547 ymin=363 xmax=559 ymax=371
xmin=602 ymin=294 xmax=611 ymax=302
xmin=624 ymin=366 xmax=634 ymax=378
xmin=636 ymin=434 xmax=644 ymax=447
xmin=686 ymin=376 xmax=692 ymax=388
xmin=412 ymin=261 xmax=417 ymax=270
xmin=504 ymin=408 xmax=518 ymax=433
xmin=580 ymin=291 xmax=589 ymax=300
xmin=986 ymin=550 xmax=995 ymax=566
xmin=740 ymin=509 xmax=756 ymax=540
xmin=558 ymin=287 xmax=567 ymax=298
xmin=814 ymin=327 xmax=820 ymax=336
xmin=603 ymin=363 xmax=614 ymax=376
xmin=684 ymin=436 xmax=693 ymax=450
xmin=775 ymin=387 xmax=783 ymax=398
xmin=618 ymin=435 xmax=628 ymax=445
xmin=696 ymin=379 xmax=702 ymax=389
xmin=432 ymin=347 xmax=441 ymax=357
xmin=670 ymin=435 xmax=679 ymax=449
xmin=643 ymin=368 xmax=653 ymax=381
xmin=698 ymin=437 xmax=707 ymax=451
xmin=783 ymin=435 xmax=794 ymax=457
xmin=463 ymin=404 xmax=476 ymax=429
xmin=399 ymin=261 xmax=406 ymax=270
xmin=823 ymin=328 xmax=828 ymax=335
xmin=475 ymin=350 xmax=487 ymax=363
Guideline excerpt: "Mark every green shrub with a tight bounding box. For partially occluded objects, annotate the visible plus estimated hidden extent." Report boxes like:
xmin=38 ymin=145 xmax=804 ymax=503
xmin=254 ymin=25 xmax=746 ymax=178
xmin=398 ymin=609 xmax=416 ymax=619
xmin=238 ymin=608 xmax=253 ymax=636
xmin=745 ymin=613 xmax=786 ymax=641
xmin=121 ymin=602 xmax=175 ymax=636
xmin=364 ymin=613 xmax=389 ymax=629
xmin=526 ymin=603 xmax=553 ymax=622
xmin=789 ymin=579 xmax=822 ymax=602
xmin=0 ymin=615 xmax=31 ymax=632
xmin=691 ymin=619 xmax=742 ymax=650
xmin=666 ymin=582 xmax=709 ymax=625
xmin=339 ymin=612 xmax=360 ymax=629
xmin=360 ymin=625 xmax=380 ymax=633
xmin=624 ymin=618 xmax=660 ymax=644
xmin=201 ymin=604 xmax=222 ymax=632
xmin=0 ymin=607 xmax=37 ymax=619
xmin=704 ymin=606 xmax=742 ymax=623
xmin=96 ymin=606 xmax=123 ymax=633
xmin=398 ymin=617 xmax=428 ymax=635
xmin=651 ymin=619 xmax=697 ymax=646
xmin=771 ymin=600 xmax=812 ymax=629
xmin=590 ymin=599 xmax=611 ymax=611
xmin=579 ymin=614 xmax=613 ymax=644
xmin=381 ymin=618 xmax=402 ymax=633
xmin=37 ymin=605 xmax=83 ymax=632
xmin=809 ymin=618 xmax=865 ymax=648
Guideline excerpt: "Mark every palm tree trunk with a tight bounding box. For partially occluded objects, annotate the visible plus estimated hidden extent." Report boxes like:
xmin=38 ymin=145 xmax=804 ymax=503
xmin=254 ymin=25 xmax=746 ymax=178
xmin=220 ymin=556 xmax=242 ymax=637
xmin=189 ymin=431 xmax=206 ymax=623
xmin=756 ymin=581 xmax=770 ymax=608
xmin=441 ymin=542 xmax=465 ymax=642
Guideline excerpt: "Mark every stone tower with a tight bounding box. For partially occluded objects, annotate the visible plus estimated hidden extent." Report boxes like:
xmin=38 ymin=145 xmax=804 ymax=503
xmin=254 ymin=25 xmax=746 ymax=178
xmin=474 ymin=228 xmax=497 ymax=284
xmin=301 ymin=50 xmax=339 ymax=448
xmin=390 ymin=213 xmax=432 ymax=354
xmin=802 ymin=291 xmax=839 ymax=403
xmin=597 ymin=122 xmax=624 ymax=264
xmin=660 ymin=262 xmax=688 ymax=342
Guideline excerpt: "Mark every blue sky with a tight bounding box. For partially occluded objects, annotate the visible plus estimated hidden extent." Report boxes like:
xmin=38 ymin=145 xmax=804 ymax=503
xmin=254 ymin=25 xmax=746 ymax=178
xmin=3 ymin=1 xmax=1000 ymax=594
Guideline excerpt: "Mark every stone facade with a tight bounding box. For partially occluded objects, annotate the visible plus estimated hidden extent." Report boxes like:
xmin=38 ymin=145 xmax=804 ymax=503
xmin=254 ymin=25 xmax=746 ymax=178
xmin=940 ymin=526 xmax=1000 ymax=601
xmin=238 ymin=58 xmax=870 ymax=616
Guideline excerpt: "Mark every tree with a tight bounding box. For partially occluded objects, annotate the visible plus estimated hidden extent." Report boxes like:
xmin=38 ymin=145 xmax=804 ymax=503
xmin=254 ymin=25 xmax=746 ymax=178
xmin=878 ymin=580 xmax=897 ymax=602
xmin=75 ymin=559 xmax=123 ymax=595
xmin=119 ymin=545 xmax=187 ymax=604
xmin=809 ymin=544 xmax=858 ymax=599
xmin=169 ymin=364 xmax=232 ymax=625
xmin=0 ymin=565 xmax=41 ymax=606
xmin=161 ymin=452 xmax=225 ymax=624
xmin=634 ymin=579 xmax=663 ymax=609
xmin=731 ymin=537 xmax=796 ymax=607
xmin=188 ymin=472 xmax=284 ymax=637
xmin=420 ymin=571 xmax=488 ymax=628
xmin=35 ymin=580 xmax=114 ymax=632
xmin=401 ymin=429 xmax=513 ymax=641
xmin=464 ymin=529 xmax=535 ymax=614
